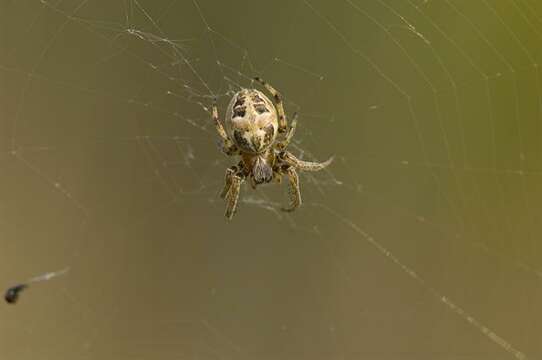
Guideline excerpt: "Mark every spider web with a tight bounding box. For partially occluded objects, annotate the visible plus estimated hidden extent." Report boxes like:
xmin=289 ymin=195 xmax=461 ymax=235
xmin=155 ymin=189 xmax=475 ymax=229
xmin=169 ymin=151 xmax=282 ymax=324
xmin=1 ymin=0 xmax=542 ymax=359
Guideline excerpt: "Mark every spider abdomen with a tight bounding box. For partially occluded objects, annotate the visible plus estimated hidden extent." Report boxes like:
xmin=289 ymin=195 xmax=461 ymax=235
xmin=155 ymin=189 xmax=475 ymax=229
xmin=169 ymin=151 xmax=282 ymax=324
xmin=225 ymin=89 xmax=278 ymax=154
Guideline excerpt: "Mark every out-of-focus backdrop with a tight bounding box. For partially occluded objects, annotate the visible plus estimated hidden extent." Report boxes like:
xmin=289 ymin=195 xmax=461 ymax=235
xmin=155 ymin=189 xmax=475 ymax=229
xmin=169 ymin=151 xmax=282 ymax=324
xmin=1 ymin=1 xmax=542 ymax=359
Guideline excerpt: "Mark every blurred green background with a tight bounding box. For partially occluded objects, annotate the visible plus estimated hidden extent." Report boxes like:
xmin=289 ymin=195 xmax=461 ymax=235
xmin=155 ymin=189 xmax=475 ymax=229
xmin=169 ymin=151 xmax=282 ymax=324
xmin=2 ymin=0 xmax=542 ymax=359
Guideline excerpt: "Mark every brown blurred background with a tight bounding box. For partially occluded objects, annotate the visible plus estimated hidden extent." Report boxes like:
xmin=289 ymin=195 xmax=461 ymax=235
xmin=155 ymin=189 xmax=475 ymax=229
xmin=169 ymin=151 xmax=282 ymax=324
xmin=1 ymin=0 xmax=542 ymax=359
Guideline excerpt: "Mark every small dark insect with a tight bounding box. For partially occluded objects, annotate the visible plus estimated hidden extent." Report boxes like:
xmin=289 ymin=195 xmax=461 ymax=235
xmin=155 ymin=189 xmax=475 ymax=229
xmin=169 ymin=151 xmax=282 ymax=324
xmin=4 ymin=267 xmax=69 ymax=305
xmin=4 ymin=284 xmax=28 ymax=304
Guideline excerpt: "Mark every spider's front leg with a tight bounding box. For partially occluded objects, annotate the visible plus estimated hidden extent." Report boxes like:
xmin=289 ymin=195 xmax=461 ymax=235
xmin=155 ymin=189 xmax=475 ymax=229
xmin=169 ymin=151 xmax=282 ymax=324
xmin=224 ymin=172 xmax=245 ymax=220
xmin=281 ymin=166 xmax=301 ymax=212
xmin=280 ymin=151 xmax=334 ymax=172
xmin=212 ymin=101 xmax=238 ymax=155
xmin=220 ymin=166 xmax=237 ymax=199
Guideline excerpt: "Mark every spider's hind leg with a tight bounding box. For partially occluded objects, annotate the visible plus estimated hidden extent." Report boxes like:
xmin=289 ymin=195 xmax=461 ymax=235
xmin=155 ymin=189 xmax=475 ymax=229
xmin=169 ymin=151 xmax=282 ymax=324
xmin=212 ymin=101 xmax=238 ymax=156
xmin=253 ymin=77 xmax=288 ymax=134
xmin=276 ymin=112 xmax=297 ymax=151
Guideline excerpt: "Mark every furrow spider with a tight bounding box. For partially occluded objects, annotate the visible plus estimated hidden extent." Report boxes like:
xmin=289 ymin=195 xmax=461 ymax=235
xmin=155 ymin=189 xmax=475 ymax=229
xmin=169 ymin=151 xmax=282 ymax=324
xmin=213 ymin=77 xmax=333 ymax=219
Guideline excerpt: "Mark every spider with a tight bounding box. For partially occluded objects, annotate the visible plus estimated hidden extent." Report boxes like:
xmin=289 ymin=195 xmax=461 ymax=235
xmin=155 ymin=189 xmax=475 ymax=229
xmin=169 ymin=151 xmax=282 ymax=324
xmin=212 ymin=77 xmax=333 ymax=219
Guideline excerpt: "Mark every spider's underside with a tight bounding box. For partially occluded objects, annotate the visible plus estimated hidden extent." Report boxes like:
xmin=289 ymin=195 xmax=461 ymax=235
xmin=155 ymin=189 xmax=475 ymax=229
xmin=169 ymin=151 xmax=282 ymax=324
xmin=212 ymin=77 xmax=333 ymax=219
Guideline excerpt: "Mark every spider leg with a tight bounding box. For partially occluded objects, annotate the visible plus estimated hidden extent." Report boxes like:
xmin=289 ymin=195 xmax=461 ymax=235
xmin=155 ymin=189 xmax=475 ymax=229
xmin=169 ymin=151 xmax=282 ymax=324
xmin=280 ymin=151 xmax=334 ymax=172
xmin=276 ymin=112 xmax=297 ymax=151
xmin=220 ymin=166 xmax=237 ymax=199
xmin=212 ymin=101 xmax=238 ymax=155
xmin=281 ymin=166 xmax=301 ymax=212
xmin=253 ymin=77 xmax=288 ymax=134
xmin=224 ymin=172 xmax=245 ymax=220
xmin=249 ymin=176 xmax=259 ymax=190
xmin=273 ymin=167 xmax=283 ymax=184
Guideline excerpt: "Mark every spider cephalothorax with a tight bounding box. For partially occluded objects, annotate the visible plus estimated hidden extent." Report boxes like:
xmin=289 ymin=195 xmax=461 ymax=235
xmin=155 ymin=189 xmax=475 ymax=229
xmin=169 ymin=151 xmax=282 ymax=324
xmin=212 ymin=77 xmax=333 ymax=219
